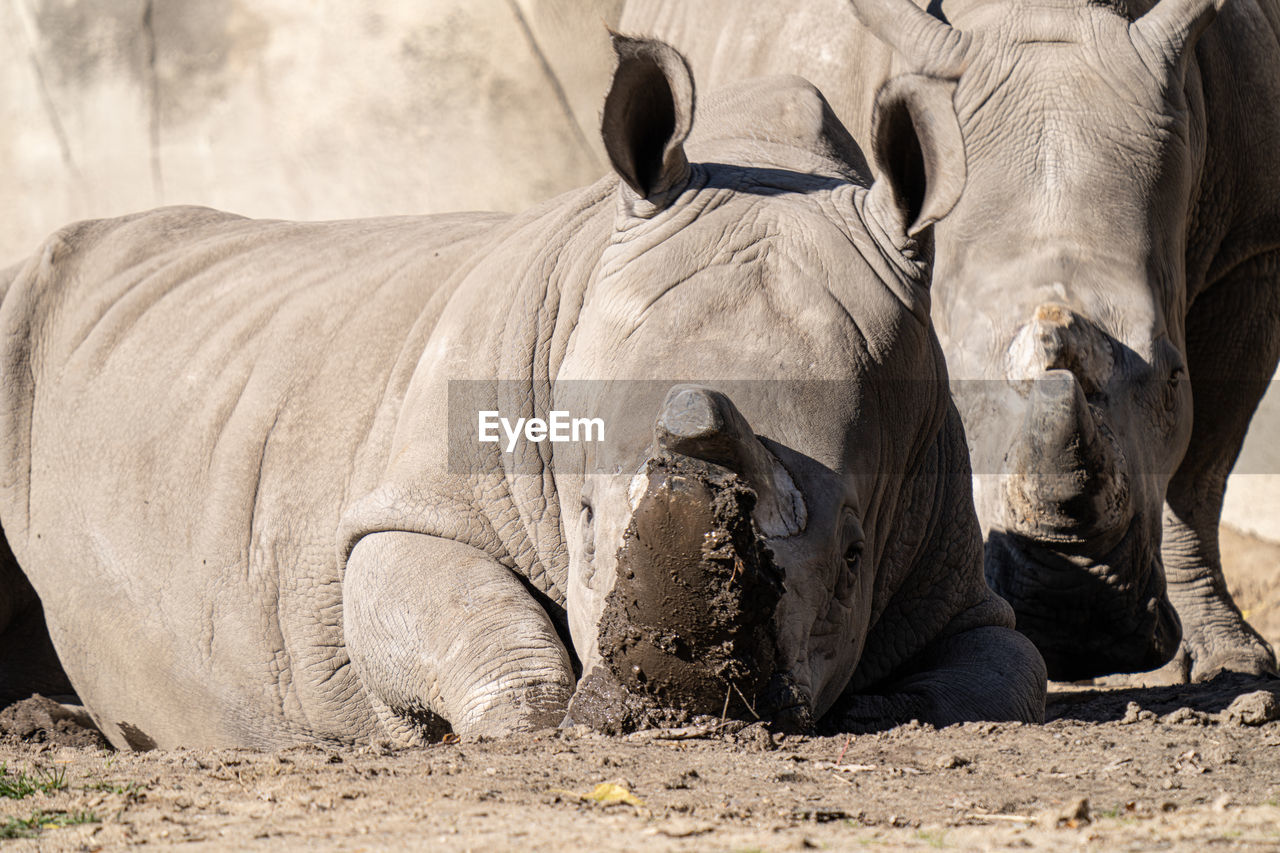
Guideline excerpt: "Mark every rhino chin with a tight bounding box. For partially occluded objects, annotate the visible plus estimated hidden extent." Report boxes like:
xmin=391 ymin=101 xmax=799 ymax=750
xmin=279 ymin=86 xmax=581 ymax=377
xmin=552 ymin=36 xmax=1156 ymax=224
xmin=985 ymin=525 xmax=1181 ymax=681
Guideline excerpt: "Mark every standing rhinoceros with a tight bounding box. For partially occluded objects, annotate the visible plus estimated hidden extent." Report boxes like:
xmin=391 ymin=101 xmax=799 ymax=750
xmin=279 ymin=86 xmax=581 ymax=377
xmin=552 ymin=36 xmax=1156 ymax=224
xmin=622 ymin=0 xmax=1280 ymax=682
xmin=0 ymin=36 xmax=1045 ymax=749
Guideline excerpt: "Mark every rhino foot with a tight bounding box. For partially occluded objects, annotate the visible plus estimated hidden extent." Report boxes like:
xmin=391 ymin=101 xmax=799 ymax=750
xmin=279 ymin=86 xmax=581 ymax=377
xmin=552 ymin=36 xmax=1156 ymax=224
xmin=1099 ymin=604 xmax=1277 ymax=688
xmin=1177 ymin=594 xmax=1277 ymax=683
xmin=1150 ymin=631 xmax=1276 ymax=687
xmin=826 ymin=626 xmax=1048 ymax=729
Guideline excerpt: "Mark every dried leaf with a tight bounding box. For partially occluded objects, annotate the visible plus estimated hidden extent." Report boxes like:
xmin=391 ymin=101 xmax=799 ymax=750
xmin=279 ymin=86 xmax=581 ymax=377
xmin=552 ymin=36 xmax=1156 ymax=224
xmin=583 ymin=782 xmax=644 ymax=807
xmin=553 ymin=782 xmax=645 ymax=808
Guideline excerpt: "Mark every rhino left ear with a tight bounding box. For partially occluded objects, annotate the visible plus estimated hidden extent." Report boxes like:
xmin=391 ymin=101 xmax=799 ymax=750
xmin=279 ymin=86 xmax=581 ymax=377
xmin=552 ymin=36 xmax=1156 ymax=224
xmin=601 ymin=33 xmax=695 ymax=210
xmin=868 ymin=74 xmax=966 ymax=239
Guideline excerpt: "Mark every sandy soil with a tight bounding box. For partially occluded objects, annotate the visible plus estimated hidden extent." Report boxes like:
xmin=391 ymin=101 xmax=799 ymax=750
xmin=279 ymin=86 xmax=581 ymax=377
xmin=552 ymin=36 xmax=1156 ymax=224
xmin=0 ymin=529 xmax=1274 ymax=852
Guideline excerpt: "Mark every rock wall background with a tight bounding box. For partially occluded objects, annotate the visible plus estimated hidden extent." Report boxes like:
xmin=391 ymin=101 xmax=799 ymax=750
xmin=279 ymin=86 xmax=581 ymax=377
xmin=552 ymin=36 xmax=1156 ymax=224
xmin=1 ymin=0 xmax=1275 ymax=540
xmin=1 ymin=0 xmax=620 ymax=265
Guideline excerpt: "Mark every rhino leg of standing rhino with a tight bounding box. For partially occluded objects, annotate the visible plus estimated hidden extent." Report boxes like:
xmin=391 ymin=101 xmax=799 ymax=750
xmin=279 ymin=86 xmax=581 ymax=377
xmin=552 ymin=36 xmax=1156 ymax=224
xmin=344 ymin=533 xmax=575 ymax=742
xmin=828 ymin=624 xmax=1047 ymax=730
xmin=1154 ymin=257 xmax=1280 ymax=684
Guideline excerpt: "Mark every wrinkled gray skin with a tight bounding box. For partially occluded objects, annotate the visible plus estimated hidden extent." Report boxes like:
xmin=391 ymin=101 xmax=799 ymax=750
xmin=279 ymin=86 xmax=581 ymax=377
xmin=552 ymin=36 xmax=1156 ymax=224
xmin=0 ymin=38 xmax=1043 ymax=748
xmin=623 ymin=0 xmax=1280 ymax=681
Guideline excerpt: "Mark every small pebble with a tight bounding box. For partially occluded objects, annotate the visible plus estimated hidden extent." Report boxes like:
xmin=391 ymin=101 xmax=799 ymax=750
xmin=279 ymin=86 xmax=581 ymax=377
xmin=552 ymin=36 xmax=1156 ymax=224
xmin=935 ymin=754 xmax=971 ymax=770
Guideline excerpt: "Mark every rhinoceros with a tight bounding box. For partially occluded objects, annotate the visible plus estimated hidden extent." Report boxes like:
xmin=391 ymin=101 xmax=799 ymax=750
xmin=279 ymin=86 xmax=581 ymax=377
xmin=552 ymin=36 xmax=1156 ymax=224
xmin=622 ymin=0 xmax=1280 ymax=682
xmin=0 ymin=36 xmax=1045 ymax=749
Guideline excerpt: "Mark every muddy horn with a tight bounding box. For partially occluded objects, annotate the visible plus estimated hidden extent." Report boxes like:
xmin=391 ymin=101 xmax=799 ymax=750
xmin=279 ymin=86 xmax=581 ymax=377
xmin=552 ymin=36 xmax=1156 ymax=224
xmin=572 ymin=386 xmax=804 ymax=729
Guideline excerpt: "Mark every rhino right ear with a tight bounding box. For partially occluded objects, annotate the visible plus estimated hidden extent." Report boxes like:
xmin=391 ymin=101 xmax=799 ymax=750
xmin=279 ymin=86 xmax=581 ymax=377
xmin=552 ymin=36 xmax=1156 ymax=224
xmin=868 ymin=74 xmax=966 ymax=240
xmin=601 ymin=33 xmax=695 ymax=212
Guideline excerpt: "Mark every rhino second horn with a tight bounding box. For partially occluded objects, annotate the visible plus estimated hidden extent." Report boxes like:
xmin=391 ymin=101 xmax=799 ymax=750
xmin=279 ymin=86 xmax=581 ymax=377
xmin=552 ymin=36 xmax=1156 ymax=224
xmin=655 ymin=385 xmax=807 ymax=539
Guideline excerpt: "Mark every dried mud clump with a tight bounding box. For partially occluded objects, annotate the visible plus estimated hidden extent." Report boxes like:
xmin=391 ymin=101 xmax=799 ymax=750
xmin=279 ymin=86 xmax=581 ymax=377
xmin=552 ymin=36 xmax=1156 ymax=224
xmin=0 ymin=694 xmax=108 ymax=748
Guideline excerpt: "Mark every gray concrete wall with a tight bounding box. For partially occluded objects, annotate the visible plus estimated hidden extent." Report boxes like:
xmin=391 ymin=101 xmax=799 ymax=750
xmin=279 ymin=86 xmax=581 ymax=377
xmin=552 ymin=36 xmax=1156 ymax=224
xmin=1221 ymin=387 xmax=1280 ymax=543
xmin=2 ymin=0 xmax=620 ymax=265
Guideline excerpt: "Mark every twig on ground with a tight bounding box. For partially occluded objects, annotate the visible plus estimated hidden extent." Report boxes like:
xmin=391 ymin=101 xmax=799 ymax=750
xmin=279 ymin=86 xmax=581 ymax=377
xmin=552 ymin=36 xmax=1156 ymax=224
xmin=730 ymin=682 xmax=761 ymax=721
xmin=813 ymin=761 xmax=877 ymax=773
xmin=625 ymin=722 xmax=734 ymax=742
xmin=836 ymin=735 xmax=853 ymax=765
xmin=965 ymin=813 xmax=1036 ymax=823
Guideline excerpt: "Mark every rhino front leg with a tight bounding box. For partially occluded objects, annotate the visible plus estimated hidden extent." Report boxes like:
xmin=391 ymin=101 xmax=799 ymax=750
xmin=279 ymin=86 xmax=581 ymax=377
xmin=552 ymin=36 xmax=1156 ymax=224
xmin=1155 ymin=253 xmax=1280 ymax=684
xmin=344 ymin=532 xmax=574 ymax=742
xmin=830 ymin=626 xmax=1047 ymax=730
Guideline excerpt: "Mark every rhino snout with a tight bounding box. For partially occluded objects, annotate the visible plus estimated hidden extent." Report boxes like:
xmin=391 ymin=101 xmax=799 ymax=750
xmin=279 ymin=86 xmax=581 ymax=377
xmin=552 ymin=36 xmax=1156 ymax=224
xmin=585 ymin=453 xmax=789 ymax=722
xmin=985 ymin=527 xmax=1181 ymax=680
xmin=568 ymin=386 xmax=823 ymax=732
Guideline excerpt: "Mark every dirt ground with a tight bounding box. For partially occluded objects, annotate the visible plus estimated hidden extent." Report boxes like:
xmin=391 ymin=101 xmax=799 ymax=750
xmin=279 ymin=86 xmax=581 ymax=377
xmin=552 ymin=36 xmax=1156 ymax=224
xmin=0 ymin=529 xmax=1275 ymax=852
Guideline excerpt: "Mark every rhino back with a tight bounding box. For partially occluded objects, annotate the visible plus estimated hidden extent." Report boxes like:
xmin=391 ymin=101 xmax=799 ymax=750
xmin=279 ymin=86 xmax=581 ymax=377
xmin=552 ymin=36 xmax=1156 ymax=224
xmin=0 ymin=205 xmax=508 ymax=747
xmin=336 ymin=180 xmax=619 ymax=615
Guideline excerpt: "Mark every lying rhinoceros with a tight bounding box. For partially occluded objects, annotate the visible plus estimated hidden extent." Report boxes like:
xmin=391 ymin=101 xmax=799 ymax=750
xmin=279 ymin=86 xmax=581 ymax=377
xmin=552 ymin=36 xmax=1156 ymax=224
xmin=622 ymin=0 xmax=1280 ymax=683
xmin=0 ymin=36 xmax=1044 ymax=748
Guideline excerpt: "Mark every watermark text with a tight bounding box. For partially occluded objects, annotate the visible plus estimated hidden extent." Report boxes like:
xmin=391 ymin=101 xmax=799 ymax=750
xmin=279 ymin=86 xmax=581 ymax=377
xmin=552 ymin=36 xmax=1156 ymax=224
xmin=478 ymin=410 xmax=606 ymax=452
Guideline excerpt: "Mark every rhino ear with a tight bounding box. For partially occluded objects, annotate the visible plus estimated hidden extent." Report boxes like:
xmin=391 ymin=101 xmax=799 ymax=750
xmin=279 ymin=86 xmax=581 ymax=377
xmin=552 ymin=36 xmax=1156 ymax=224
xmin=868 ymin=74 xmax=966 ymax=239
xmin=1130 ymin=0 xmax=1223 ymax=76
xmin=601 ymin=33 xmax=695 ymax=210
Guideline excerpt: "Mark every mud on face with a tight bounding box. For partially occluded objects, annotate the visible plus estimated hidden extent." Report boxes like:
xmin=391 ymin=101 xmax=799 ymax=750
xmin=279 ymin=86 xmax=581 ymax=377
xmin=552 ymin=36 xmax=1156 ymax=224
xmin=567 ymin=452 xmax=814 ymax=734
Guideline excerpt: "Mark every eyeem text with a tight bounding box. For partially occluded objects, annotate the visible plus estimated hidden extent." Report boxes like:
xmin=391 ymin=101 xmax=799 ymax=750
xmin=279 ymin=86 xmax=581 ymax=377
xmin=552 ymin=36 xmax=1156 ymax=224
xmin=478 ymin=411 xmax=606 ymax=452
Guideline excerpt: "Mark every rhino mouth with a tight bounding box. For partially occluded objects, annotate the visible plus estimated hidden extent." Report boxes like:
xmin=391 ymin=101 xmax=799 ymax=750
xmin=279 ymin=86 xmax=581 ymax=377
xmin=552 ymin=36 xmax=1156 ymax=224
xmin=985 ymin=522 xmax=1181 ymax=680
xmin=566 ymin=452 xmax=806 ymax=733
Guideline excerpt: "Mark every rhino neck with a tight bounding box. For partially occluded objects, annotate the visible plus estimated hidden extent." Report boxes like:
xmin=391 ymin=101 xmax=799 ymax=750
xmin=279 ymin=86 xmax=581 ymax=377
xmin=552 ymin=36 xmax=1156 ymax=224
xmin=841 ymin=401 xmax=990 ymax=697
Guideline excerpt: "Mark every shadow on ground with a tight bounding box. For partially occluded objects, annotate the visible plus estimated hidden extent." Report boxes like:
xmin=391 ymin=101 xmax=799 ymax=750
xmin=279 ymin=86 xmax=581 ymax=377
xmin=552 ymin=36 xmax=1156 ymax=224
xmin=1048 ymin=672 xmax=1280 ymax=722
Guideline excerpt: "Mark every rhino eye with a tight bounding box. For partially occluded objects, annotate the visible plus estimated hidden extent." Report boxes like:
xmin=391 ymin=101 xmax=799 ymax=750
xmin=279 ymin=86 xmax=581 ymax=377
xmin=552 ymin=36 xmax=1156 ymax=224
xmin=1164 ymin=366 xmax=1186 ymax=411
xmin=844 ymin=540 xmax=865 ymax=574
xmin=839 ymin=507 xmax=864 ymax=565
xmin=579 ymin=501 xmax=596 ymax=557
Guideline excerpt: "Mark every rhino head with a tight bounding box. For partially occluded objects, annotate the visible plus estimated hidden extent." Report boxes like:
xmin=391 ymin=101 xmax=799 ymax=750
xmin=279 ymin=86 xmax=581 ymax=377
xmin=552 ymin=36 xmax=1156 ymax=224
xmin=551 ymin=35 xmax=967 ymax=730
xmin=848 ymin=0 xmax=1219 ymax=677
